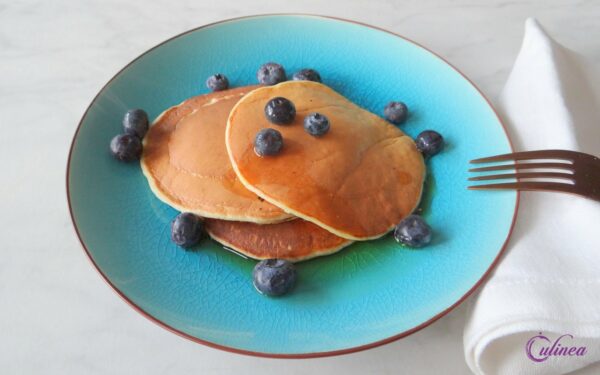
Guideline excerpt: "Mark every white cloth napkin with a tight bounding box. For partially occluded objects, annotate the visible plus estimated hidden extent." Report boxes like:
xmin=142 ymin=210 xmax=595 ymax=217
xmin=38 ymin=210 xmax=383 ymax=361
xmin=463 ymin=18 xmax=600 ymax=375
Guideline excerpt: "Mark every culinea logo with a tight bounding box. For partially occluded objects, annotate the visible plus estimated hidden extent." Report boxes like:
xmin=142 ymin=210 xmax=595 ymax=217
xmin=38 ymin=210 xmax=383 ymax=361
xmin=526 ymin=332 xmax=587 ymax=362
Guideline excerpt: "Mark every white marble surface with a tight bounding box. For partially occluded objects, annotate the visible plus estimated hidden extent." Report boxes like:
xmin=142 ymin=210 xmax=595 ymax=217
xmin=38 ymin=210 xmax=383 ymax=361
xmin=1 ymin=1 xmax=599 ymax=374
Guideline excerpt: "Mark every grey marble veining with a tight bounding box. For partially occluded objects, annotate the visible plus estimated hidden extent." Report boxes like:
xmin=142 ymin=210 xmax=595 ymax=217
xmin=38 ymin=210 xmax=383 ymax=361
xmin=1 ymin=1 xmax=599 ymax=374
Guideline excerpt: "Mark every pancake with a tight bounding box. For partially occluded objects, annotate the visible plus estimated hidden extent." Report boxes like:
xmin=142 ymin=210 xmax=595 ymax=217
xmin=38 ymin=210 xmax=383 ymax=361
xmin=226 ymin=81 xmax=426 ymax=240
xmin=205 ymin=218 xmax=352 ymax=262
xmin=141 ymin=86 xmax=292 ymax=223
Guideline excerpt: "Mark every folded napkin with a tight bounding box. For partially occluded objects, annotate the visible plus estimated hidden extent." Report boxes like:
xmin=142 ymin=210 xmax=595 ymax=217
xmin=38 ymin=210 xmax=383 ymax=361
xmin=463 ymin=18 xmax=600 ymax=375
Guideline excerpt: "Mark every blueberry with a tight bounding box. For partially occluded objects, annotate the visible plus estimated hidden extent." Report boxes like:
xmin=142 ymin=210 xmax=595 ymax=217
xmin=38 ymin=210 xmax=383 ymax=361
xmin=393 ymin=215 xmax=432 ymax=248
xmin=415 ymin=130 xmax=444 ymax=157
xmin=254 ymin=128 xmax=283 ymax=157
xmin=123 ymin=109 xmax=149 ymax=138
xmin=384 ymin=101 xmax=408 ymax=125
xmin=292 ymin=69 xmax=321 ymax=83
xmin=253 ymin=259 xmax=297 ymax=296
xmin=206 ymin=73 xmax=229 ymax=91
xmin=264 ymin=97 xmax=296 ymax=125
xmin=171 ymin=212 xmax=204 ymax=248
xmin=303 ymin=113 xmax=330 ymax=137
xmin=257 ymin=62 xmax=286 ymax=85
xmin=109 ymin=134 xmax=142 ymax=162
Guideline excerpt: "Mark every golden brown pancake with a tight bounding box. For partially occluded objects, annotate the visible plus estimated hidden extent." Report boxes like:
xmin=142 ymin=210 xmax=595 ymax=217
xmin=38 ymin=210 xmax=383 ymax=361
xmin=141 ymin=86 xmax=292 ymax=223
xmin=205 ymin=218 xmax=352 ymax=262
xmin=226 ymin=81 xmax=426 ymax=240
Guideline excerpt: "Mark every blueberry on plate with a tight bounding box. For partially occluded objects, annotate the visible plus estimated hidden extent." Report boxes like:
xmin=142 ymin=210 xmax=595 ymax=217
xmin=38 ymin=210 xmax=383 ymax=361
xmin=109 ymin=134 xmax=142 ymax=162
xmin=384 ymin=101 xmax=408 ymax=125
xmin=264 ymin=97 xmax=296 ymax=125
xmin=292 ymin=68 xmax=321 ymax=83
xmin=303 ymin=112 xmax=330 ymax=137
xmin=254 ymin=128 xmax=283 ymax=157
xmin=415 ymin=130 xmax=444 ymax=157
xmin=122 ymin=109 xmax=149 ymax=138
xmin=393 ymin=215 xmax=432 ymax=248
xmin=171 ymin=212 xmax=204 ymax=248
xmin=206 ymin=73 xmax=229 ymax=91
xmin=253 ymin=259 xmax=297 ymax=296
xmin=257 ymin=62 xmax=286 ymax=85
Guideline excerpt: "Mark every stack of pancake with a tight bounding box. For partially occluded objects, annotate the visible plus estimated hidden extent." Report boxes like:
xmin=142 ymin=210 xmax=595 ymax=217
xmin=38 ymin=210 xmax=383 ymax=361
xmin=141 ymin=81 xmax=425 ymax=262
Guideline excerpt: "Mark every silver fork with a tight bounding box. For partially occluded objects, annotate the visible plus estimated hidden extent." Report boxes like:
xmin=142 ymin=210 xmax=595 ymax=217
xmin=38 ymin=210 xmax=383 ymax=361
xmin=468 ymin=149 xmax=600 ymax=202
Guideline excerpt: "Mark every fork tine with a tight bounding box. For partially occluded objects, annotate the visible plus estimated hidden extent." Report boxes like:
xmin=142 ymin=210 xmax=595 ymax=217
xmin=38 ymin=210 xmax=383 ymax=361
xmin=468 ymin=181 xmax=575 ymax=193
xmin=470 ymin=150 xmax=577 ymax=164
xmin=468 ymin=172 xmax=575 ymax=181
xmin=469 ymin=162 xmax=574 ymax=172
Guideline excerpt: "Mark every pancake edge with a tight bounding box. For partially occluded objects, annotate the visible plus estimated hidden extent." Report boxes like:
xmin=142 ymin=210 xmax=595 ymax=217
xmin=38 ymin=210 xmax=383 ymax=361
xmin=206 ymin=223 xmax=354 ymax=262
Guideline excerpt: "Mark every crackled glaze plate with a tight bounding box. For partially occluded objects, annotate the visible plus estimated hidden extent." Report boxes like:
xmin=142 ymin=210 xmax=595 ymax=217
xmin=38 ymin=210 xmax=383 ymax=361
xmin=67 ymin=15 xmax=517 ymax=357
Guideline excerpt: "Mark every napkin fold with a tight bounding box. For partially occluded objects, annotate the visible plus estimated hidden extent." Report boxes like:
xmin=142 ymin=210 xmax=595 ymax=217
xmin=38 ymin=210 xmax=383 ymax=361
xmin=463 ymin=18 xmax=600 ymax=375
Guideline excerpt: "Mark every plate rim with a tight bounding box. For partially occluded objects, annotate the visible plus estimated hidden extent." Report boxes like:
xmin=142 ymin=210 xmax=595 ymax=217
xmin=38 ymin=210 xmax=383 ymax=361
xmin=66 ymin=13 xmax=519 ymax=358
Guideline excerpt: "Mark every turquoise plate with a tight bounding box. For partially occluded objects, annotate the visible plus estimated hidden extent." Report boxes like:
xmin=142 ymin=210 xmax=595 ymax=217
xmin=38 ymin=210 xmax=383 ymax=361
xmin=67 ymin=15 xmax=517 ymax=357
